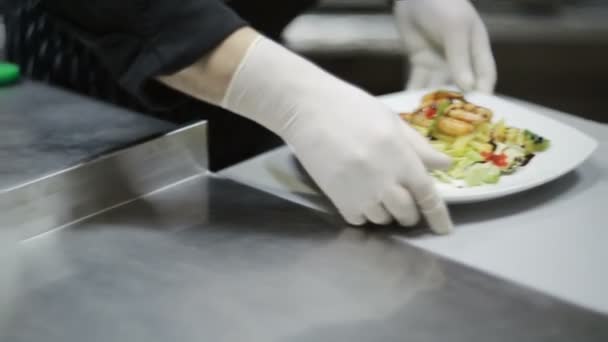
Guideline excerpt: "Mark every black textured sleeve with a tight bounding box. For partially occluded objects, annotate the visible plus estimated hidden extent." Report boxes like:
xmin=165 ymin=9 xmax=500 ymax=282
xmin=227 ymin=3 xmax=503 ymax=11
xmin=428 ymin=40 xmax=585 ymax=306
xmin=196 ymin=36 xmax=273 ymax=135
xmin=40 ymin=0 xmax=247 ymax=107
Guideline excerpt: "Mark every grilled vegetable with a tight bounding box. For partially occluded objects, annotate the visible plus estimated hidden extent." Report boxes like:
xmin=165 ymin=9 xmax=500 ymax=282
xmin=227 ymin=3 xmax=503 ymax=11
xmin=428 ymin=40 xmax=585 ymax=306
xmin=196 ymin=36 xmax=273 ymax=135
xmin=399 ymin=90 xmax=550 ymax=187
xmin=524 ymin=129 xmax=550 ymax=152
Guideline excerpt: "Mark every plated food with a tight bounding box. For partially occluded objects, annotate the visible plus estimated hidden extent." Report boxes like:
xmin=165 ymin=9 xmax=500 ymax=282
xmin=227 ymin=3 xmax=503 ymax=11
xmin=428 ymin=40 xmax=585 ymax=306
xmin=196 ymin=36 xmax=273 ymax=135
xmin=401 ymin=90 xmax=550 ymax=187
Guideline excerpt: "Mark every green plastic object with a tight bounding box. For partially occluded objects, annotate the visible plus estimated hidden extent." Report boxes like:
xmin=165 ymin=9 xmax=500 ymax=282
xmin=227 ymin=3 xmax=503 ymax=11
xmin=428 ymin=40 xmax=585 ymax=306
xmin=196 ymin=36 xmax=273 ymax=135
xmin=0 ymin=62 xmax=21 ymax=86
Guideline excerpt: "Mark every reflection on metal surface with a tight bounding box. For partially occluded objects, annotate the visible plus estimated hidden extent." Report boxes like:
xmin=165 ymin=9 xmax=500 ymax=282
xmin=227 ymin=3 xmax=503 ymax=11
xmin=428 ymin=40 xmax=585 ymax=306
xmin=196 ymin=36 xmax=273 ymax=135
xmin=0 ymin=122 xmax=208 ymax=240
xmin=0 ymin=82 xmax=176 ymax=191
xmin=0 ymin=235 xmax=18 ymax=333
xmin=2 ymin=177 xmax=607 ymax=342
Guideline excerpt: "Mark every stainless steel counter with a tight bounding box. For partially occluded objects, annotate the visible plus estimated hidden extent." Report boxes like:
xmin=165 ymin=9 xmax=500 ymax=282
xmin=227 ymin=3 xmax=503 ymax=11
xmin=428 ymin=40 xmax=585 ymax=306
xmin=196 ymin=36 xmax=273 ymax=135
xmin=4 ymin=175 xmax=608 ymax=341
xmin=0 ymin=81 xmax=175 ymax=191
xmin=0 ymin=82 xmax=185 ymax=325
xmin=1 ymin=85 xmax=607 ymax=340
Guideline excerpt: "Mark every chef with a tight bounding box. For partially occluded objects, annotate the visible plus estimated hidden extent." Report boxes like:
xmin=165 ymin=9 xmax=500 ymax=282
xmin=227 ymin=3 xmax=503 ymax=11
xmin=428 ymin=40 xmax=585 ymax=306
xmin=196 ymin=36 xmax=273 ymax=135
xmin=4 ymin=0 xmax=496 ymax=234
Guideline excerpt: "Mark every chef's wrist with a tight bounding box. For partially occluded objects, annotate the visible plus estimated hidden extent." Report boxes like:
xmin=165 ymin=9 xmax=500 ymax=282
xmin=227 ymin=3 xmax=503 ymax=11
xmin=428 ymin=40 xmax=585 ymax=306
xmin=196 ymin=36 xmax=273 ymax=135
xmin=219 ymin=35 xmax=344 ymax=134
xmin=157 ymin=27 xmax=260 ymax=105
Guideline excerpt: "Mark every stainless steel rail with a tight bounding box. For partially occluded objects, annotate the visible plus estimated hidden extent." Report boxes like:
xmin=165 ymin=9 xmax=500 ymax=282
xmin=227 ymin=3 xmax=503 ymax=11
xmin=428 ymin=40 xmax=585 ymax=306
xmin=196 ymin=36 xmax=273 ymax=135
xmin=0 ymin=122 xmax=208 ymax=241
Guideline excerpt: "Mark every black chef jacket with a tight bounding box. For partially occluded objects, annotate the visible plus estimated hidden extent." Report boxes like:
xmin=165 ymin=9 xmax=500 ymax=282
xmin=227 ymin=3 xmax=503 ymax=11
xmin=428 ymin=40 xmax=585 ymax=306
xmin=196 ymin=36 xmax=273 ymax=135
xmin=4 ymin=0 xmax=316 ymax=170
xmin=39 ymin=0 xmax=247 ymax=106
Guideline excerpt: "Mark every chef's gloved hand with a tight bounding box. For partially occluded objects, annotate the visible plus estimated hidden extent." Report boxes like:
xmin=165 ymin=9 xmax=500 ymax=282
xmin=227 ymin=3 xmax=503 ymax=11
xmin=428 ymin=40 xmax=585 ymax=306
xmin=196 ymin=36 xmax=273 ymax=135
xmin=221 ymin=35 xmax=454 ymax=234
xmin=394 ymin=0 xmax=496 ymax=93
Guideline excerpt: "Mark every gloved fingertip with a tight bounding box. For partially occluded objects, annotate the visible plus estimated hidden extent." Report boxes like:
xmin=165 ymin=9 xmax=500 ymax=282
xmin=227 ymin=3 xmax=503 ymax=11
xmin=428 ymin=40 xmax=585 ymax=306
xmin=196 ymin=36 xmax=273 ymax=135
xmin=422 ymin=202 xmax=454 ymax=235
xmin=476 ymin=79 xmax=496 ymax=94
xmin=395 ymin=212 xmax=420 ymax=227
xmin=431 ymin=152 xmax=453 ymax=171
xmin=421 ymin=149 xmax=453 ymax=171
xmin=427 ymin=215 xmax=454 ymax=235
xmin=456 ymin=72 xmax=475 ymax=92
xmin=344 ymin=214 xmax=366 ymax=226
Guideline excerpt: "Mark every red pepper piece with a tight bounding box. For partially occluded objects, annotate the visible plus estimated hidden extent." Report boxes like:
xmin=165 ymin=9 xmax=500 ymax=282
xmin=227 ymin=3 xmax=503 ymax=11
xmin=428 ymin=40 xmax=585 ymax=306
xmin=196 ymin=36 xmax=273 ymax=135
xmin=482 ymin=152 xmax=509 ymax=168
xmin=425 ymin=106 xmax=438 ymax=119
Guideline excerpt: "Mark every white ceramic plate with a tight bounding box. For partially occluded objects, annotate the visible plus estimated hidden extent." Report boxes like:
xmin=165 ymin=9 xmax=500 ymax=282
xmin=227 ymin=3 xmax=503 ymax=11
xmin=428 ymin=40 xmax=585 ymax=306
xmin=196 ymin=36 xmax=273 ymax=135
xmin=381 ymin=90 xmax=598 ymax=204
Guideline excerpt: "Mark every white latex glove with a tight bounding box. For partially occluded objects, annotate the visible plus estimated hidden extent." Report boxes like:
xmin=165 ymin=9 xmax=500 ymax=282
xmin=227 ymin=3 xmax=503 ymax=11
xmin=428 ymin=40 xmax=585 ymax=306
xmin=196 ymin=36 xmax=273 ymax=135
xmin=221 ymin=36 xmax=454 ymax=234
xmin=394 ymin=0 xmax=496 ymax=92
